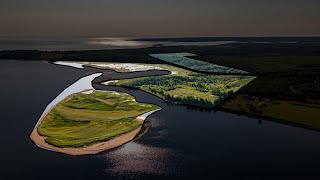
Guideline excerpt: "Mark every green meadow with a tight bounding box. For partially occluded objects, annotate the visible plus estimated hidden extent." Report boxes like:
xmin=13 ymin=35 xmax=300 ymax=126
xmin=37 ymin=91 xmax=159 ymax=148
xmin=222 ymin=94 xmax=320 ymax=130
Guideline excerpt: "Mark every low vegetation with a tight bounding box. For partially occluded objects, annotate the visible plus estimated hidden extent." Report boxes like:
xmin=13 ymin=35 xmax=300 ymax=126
xmin=149 ymin=53 xmax=249 ymax=74
xmin=37 ymin=91 xmax=159 ymax=147
xmin=81 ymin=62 xmax=164 ymax=72
xmin=221 ymin=95 xmax=320 ymax=129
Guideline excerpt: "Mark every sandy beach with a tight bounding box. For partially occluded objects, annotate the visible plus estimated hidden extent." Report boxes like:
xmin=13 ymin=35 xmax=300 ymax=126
xmin=30 ymin=99 xmax=160 ymax=156
xmin=30 ymin=123 xmax=142 ymax=156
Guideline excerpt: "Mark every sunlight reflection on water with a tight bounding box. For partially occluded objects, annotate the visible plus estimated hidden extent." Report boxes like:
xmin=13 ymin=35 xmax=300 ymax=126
xmin=100 ymin=142 xmax=180 ymax=176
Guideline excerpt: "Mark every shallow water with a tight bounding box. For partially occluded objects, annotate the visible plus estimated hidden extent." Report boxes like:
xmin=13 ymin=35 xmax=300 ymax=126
xmin=1 ymin=60 xmax=320 ymax=180
xmin=53 ymin=61 xmax=85 ymax=69
xmin=34 ymin=73 xmax=102 ymax=127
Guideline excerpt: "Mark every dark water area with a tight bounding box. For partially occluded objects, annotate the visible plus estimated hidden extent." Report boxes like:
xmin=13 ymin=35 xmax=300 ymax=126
xmin=0 ymin=37 xmax=95 ymax=51
xmin=93 ymin=70 xmax=171 ymax=84
xmin=0 ymin=37 xmax=233 ymax=51
xmin=136 ymin=36 xmax=320 ymax=44
xmin=1 ymin=60 xmax=320 ymax=180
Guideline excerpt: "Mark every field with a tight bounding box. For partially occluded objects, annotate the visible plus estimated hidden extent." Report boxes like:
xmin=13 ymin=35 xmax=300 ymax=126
xmin=108 ymin=64 xmax=256 ymax=108
xmin=37 ymin=91 xmax=159 ymax=147
xmin=149 ymin=53 xmax=249 ymax=74
xmin=221 ymin=95 xmax=320 ymax=129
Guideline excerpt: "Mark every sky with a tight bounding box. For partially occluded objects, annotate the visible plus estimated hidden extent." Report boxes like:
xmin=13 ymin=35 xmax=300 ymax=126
xmin=1 ymin=0 xmax=320 ymax=37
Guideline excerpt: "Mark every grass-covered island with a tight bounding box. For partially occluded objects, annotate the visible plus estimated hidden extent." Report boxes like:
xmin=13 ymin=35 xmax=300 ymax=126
xmin=31 ymin=90 xmax=160 ymax=155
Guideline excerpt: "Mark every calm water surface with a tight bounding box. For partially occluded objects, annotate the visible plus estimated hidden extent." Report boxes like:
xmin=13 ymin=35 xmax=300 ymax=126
xmin=1 ymin=60 xmax=320 ymax=180
xmin=0 ymin=37 xmax=235 ymax=51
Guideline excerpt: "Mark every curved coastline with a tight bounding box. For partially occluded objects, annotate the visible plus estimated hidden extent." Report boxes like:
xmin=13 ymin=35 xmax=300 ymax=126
xmin=31 ymin=107 xmax=161 ymax=155
xmin=30 ymin=120 xmax=141 ymax=156
xmin=34 ymin=73 xmax=103 ymax=127
xmin=30 ymin=72 xmax=162 ymax=155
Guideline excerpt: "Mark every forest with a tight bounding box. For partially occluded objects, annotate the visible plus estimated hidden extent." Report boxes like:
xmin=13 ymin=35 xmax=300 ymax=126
xmin=111 ymin=68 xmax=255 ymax=108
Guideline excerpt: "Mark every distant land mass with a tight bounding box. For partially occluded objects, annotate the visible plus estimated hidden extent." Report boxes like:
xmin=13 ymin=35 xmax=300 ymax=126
xmin=1 ymin=39 xmax=320 ymax=130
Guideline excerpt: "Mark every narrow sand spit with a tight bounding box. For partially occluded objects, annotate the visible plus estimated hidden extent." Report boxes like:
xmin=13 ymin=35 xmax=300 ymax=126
xmin=53 ymin=61 xmax=84 ymax=69
xmin=137 ymin=109 xmax=162 ymax=121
